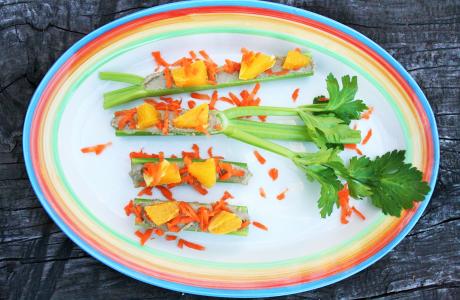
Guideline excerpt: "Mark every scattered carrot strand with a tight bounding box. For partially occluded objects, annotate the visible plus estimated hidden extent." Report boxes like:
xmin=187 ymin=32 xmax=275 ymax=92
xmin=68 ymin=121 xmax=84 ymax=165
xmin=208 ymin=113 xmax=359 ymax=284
xmin=361 ymin=106 xmax=374 ymax=120
xmin=190 ymin=92 xmax=210 ymax=100
xmin=187 ymin=100 xmax=196 ymax=108
xmin=291 ymin=88 xmax=300 ymax=102
xmin=276 ymin=188 xmax=289 ymax=200
xmin=352 ymin=206 xmax=366 ymax=220
xmin=165 ymin=235 xmax=177 ymax=241
xmin=252 ymin=221 xmax=268 ymax=231
xmin=162 ymin=112 xmax=169 ymax=135
xmin=344 ymin=144 xmax=363 ymax=156
xmin=124 ymin=200 xmax=134 ymax=216
xmin=219 ymin=96 xmax=234 ymax=105
xmin=361 ymin=129 xmax=373 ymax=145
xmin=209 ymin=90 xmax=218 ymax=110
xmin=80 ymin=142 xmax=112 ymax=155
xmin=259 ymin=187 xmax=266 ymax=198
xmin=253 ymin=150 xmax=266 ymax=165
xmin=130 ymin=150 xmax=159 ymax=159
xmin=153 ymin=228 xmax=164 ymax=236
xmin=177 ymin=238 xmax=184 ymax=248
xmin=179 ymin=238 xmax=205 ymax=251
xmin=137 ymin=186 xmax=153 ymax=196
xmin=268 ymin=168 xmax=279 ymax=181
xmin=135 ymin=229 xmax=153 ymax=246
xmin=251 ymin=82 xmax=261 ymax=96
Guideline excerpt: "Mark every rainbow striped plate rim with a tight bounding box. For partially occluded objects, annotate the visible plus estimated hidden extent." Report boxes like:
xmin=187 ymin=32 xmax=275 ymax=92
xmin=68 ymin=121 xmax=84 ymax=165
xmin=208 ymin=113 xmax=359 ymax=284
xmin=23 ymin=0 xmax=439 ymax=297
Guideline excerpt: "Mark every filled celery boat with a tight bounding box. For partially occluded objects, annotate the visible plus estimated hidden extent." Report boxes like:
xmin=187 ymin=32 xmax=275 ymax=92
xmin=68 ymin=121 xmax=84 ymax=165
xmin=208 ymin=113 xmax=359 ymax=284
xmin=101 ymin=49 xmax=314 ymax=108
xmin=133 ymin=198 xmax=250 ymax=236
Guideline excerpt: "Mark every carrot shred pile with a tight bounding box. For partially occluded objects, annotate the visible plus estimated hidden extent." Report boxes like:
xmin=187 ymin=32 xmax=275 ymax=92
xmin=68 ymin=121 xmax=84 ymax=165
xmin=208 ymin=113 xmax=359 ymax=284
xmin=268 ymin=168 xmax=279 ymax=181
xmin=199 ymin=50 xmax=218 ymax=84
xmin=259 ymin=187 xmax=266 ymax=198
xmin=344 ymin=144 xmax=363 ymax=156
xmin=361 ymin=106 xmax=374 ymax=120
xmin=145 ymin=97 xmax=182 ymax=114
xmin=135 ymin=229 xmax=153 ymax=246
xmin=252 ymin=221 xmax=268 ymax=231
xmin=338 ymin=184 xmax=366 ymax=224
xmin=115 ymin=108 xmax=137 ymax=129
xmin=80 ymin=142 xmax=112 ymax=155
xmin=361 ymin=129 xmax=373 ymax=145
xmin=253 ymin=150 xmax=266 ymax=165
xmin=276 ymin=188 xmax=288 ymax=200
xmin=221 ymin=59 xmax=241 ymax=74
xmin=291 ymin=88 xmax=300 ymax=102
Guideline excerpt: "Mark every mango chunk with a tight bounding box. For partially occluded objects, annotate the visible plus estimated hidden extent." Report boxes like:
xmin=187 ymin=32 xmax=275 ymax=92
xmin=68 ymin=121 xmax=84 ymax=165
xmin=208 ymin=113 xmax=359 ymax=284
xmin=136 ymin=103 xmax=160 ymax=129
xmin=158 ymin=163 xmax=181 ymax=185
xmin=239 ymin=52 xmax=275 ymax=80
xmin=187 ymin=158 xmax=216 ymax=188
xmin=208 ymin=211 xmax=242 ymax=234
xmin=171 ymin=60 xmax=208 ymax=87
xmin=282 ymin=50 xmax=311 ymax=70
xmin=172 ymin=103 xmax=209 ymax=129
xmin=144 ymin=201 xmax=179 ymax=226
xmin=143 ymin=160 xmax=170 ymax=187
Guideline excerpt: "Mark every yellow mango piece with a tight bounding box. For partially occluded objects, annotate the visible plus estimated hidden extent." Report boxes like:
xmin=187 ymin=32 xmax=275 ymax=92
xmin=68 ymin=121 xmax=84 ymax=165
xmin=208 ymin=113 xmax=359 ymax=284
xmin=158 ymin=163 xmax=181 ymax=185
xmin=171 ymin=60 xmax=208 ymax=87
xmin=172 ymin=103 xmax=209 ymax=129
xmin=136 ymin=103 xmax=160 ymax=129
xmin=239 ymin=52 xmax=275 ymax=80
xmin=187 ymin=158 xmax=216 ymax=188
xmin=144 ymin=201 xmax=179 ymax=226
xmin=208 ymin=211 xmax=242 ymax=234
xmin=282 ymin=50 xmax=311 ymax=70
xmin=143 ymin=160 xmax=170 ymax=187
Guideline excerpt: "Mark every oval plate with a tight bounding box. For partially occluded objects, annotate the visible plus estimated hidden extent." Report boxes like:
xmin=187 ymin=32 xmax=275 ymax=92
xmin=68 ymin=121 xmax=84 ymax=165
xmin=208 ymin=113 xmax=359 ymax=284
xmin=23 ymin=0 xmax=439 ymax=297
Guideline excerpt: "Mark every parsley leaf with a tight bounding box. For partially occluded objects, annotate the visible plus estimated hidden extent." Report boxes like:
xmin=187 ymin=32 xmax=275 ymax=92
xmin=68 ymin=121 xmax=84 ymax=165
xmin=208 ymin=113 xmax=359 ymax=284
xmin=348 ymin=150 xmax=431 ymax=216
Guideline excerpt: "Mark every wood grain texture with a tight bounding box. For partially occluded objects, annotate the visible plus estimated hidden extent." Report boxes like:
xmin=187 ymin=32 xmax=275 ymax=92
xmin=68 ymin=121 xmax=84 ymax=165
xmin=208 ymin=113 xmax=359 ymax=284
xmin=1 ymin=0 xmax=459 ymax=299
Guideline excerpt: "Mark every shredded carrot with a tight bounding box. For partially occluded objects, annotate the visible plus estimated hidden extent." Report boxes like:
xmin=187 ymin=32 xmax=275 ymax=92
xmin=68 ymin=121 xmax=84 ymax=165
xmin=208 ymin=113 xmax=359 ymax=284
xmin=265 ymin=69 xmax=289 ymax=76
xmin=189 ymin=50 xmax=197 ymax=59
xmin=179 ymin=202 xmax=200 ymax=221
xmin=130 ymin=150 xmax=159 ymax=159
xmin=291 ymin=88 xmax=300 ymax=102
xmin=338 ymin=184 xmax=351 ymax=224
xmin=192 ymin=144 xmax=200 ymax=158
xmin=179 ymin=238 xmax=205 ymax=251
xmin=133 ymin=205 xmax=143 ymax=223
xmin=258 ymin=115 xmax=267 ymax=122
xmin=124 ymin=200 xmax=134 ymax=216
xmin=344 ymin=144 xmax=363 ymax=156
xmin=162 ymin=112 xmax=169 ymax=135
xmin=167 ymin=223 xmax=181 ymax=232
xmin=222 ymin=59 xmax=241 ymax=73
xmin=218 ymin=162 xmax=233 ymax=180
xmin=268 ymin=168 xmax=279 ymax=181
xmin=252 ymin=221 xmax=268 ymax=231
xmin=276 ymin=188 xmax=289 ymax=200
xmin=214 ymin=124 xmax=223 ymax=131
xmin=361 ymin=106 xmax=374 ymax=120
xmin=351 ymin=206 xmax=366 ymax=220
xmin=209 ymin=90 xmax=218 ymax=110
xmin=135 ymin=229 xmax=153 ymax=246
xmin=163 ymin=67 xmax=173 ymax=88
xmin=137 ymin=186 xmax=153 ymax=196
xmin=221 ymin=190 xmax=234 ymax=201
xmin=81 ymin=142 xmax=112 ymax=155
xmin=190 ymin=92 xmax=210 ymax=100
xmin=219 ymin=96 xmax=234 ymax=105
xmin=187 ymin=100 xmax=196 ymax=109
xmin=253 ymin=150 xmax=266 ymax=165
xmin=156 ymin=186 xmax=174 ymax=201
xmin=259 ymin=187 xmax=266 ymax=198
xmin=240 ymin=220 xmax=250 ymax=229
xmin=199 ymin=50 xmax=217 ymax=83
xmin=165 ymin=234 xmax=177 ymax=241
xmin=361 ymin=129 xmax=373 ymax=145
xmin=251 ymin=82 xmax=261 ymax=96
xmin=151 ymin=51 xmax=169 ymax=70
xmin=115 ymin=108 xmax=137 ymax=129
xmin=228 ymin=92 xmax=241 ymax=106
xmin=153 ymin=228 xmax=164 ymax=236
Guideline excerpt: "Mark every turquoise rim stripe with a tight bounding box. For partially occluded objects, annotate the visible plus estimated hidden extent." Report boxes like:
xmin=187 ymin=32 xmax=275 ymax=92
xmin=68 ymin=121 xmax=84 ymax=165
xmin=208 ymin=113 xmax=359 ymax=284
xmin=23 ymin=0 xmax=439 ymax=297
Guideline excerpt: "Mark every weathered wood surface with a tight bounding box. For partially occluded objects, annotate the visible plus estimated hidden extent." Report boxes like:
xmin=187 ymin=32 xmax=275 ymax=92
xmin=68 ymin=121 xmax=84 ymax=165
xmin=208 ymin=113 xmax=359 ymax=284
xmin=0 ymin=0 xmax=459 ymax=299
